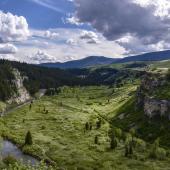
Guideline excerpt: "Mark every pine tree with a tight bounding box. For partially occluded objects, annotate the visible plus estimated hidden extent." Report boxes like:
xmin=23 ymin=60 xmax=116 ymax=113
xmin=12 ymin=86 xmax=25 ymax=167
xmin=96 ymin=119 xmax=102 ymax=129
xmin=25 ymin=131 xmax=33 ymax=145
xmin=89 ymin=123 xmax=93 ymax=130
xmin=110 ymin=137 xmax=118 ymax=150
xmin=95 ymin=136 xmax=99 ymax=144
xmin=125 ymin=145 xmax=129 ymax=157
xmin=85 ymin=122 xmax=89 ymax=130
xmin=129 ymin=142 xmax=133 ymax=155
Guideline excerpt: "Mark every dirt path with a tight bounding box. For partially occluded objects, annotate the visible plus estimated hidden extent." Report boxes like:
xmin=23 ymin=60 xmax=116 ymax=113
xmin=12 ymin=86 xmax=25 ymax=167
xmin=1 ymin=99 xmax=32 ymax=116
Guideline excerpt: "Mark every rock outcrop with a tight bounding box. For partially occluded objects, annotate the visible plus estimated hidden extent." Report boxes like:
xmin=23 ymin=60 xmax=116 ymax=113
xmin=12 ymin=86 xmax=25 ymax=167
xmin=144 ymin=97 xmax=170 ymax=119
xmin=7 ymin=69 xmax=30 ymax=104
xmin=137 ymin=73 xmax=170 ymax=119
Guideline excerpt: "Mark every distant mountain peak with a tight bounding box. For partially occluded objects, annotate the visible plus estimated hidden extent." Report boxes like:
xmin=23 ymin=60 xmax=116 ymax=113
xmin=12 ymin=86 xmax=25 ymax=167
xmin=40 ymin=50 xmax=170 ymax=69
xmin=116 ymin=50 xmax=170 ymax=63
xmin=40 ymin=56 xmax=118 ymax=69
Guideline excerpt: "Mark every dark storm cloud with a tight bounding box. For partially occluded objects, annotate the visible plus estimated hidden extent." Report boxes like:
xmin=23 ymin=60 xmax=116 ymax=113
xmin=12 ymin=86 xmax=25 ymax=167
xmin=74 ymin=0 xmax=170 ymax=44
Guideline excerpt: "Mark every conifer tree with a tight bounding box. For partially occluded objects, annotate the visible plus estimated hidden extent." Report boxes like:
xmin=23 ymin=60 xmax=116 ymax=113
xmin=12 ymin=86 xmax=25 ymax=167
xmin=25 ymin=131 xmax=33 ymax=145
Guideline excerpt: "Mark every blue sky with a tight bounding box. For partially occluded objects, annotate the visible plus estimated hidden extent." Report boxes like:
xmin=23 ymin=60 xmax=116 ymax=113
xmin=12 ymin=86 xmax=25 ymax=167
xmin=0 ymin=0 xmax=76 ymax=29
xmin=0 ymin=0 xmax=170 ymax=63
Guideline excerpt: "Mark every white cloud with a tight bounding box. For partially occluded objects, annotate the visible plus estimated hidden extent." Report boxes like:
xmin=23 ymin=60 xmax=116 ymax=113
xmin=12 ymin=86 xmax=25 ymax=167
xmin=134 ymin=0 xmax=170 ymax=17
xmin=17 ymin=28 xmax=126 ymax=63
xmin=44 ymin=30 xmax=59 ymax=40
xmin=117 ymin=35 xmax=170 ymax=55
xmin=66 ymin=16 xmax=82 ymax=26
xmin=0 ymin=43 xmax=18 ymax=54
xmin=29 ymin=50 xmax=58 ymax=64
xmin=66 ymin=38 xmax=78 ymax=45
xmin=0 ymin=11 xmax=30 ymax=43
xmin=80 ymin=31 xmax=100 ymax=44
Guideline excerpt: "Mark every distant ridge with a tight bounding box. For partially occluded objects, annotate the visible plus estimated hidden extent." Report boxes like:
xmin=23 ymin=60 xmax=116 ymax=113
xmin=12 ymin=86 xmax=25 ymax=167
xmin=40 ymin=56 xmax=118 ymax=69
xmin=40 ymin=50 xmax=170 ymax=69
xmin=116 ymin=50 xmax=170 ymax=63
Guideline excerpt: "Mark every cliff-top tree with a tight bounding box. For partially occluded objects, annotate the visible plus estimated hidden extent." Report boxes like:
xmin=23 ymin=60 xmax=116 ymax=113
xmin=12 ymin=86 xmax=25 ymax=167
xmin=25 ymin=131 xmax=33 ymax=145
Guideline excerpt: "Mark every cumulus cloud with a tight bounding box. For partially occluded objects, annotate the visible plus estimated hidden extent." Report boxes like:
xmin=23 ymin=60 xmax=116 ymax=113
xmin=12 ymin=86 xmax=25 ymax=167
xmin=80 ymin=31 xmax=100 ymax=44
xmin=66 ymin=38 xmax=77 ymax=45
xmin=0 ymin=43 xmax=18 ymax=54
xmin=0 ymin=11 xmax=30 ymax=43
xmin=66 ymin=15 xmax=83 ymax=26
xmin=73 ymin=0 xmax=170 ymax=47
xmin=29 ymin=50 xmax=57 ymax=64
xmin=44 ymin=30 xmax=59 ymax=40
xmin=15 ymin=28 xmax=126 ymax=63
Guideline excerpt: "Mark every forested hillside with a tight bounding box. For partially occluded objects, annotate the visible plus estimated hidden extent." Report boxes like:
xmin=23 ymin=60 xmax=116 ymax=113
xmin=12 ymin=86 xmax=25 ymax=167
xmin=0 ymin=60 xmax=144 ymax=97
xmin=0 ymin=63 xmax=16 ymax=101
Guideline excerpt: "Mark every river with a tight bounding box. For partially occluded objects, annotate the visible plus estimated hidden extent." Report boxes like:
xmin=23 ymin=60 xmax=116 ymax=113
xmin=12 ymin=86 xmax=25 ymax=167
xmin=0 ymin=140 xmax=39 ymax=165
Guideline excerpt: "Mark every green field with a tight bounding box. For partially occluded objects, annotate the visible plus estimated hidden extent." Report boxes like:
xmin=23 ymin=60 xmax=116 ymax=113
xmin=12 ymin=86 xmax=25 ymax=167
xmin=1 ymin=85 xmax=170 ymax=169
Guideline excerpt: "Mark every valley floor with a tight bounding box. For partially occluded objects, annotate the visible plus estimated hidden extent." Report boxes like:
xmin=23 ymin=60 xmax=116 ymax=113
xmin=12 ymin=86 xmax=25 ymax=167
xmin=1 ymin=85 xmax=170 ymax=169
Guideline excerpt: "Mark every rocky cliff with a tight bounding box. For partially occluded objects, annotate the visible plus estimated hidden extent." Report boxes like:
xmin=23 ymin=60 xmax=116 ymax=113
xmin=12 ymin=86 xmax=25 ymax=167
xmin=144 ymin=97 xmax=170 ymax=119
xmin=137 ymin=73 xmax=170 ymax=119
xmin=7 ymin=69 xmax=30 ymax=104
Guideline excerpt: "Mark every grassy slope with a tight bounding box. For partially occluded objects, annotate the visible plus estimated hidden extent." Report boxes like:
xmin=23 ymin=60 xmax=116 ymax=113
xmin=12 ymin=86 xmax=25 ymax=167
xmin=1 ymin=85 xmax=170 ymax=169
xmin=151 ymin=60 xmax=170 ymax=69
xmin=112 ymin=95 xmax=170 ymax=148
xmin=153 ymin=84 xmax=170 ymax=99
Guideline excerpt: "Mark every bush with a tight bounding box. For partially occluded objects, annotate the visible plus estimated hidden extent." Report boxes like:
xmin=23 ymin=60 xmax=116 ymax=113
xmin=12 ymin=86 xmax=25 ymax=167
xmin=41 ymin=126 xmax=46 ymax=130
xmin=149 ymin=147 xmax=167 ymax=160
xmin=149 ymin=138 xmax=167 ymax=160
xmin=114 ymin=128 xmax=122 ymax=140
xmin=135 ymin=138 xmax=146 ymax=152
xmin=3 ymin=155 xmax=17 ymax=165
xmin=157 ymin=148 xmax=167 ymax=160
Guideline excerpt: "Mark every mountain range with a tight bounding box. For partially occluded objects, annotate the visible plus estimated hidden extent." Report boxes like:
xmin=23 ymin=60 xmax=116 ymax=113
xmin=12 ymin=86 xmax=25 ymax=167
xmin=40 ymin=50 xmax=170 ymax=69
xmin=40 ymin=56 xmax=118 ymax=69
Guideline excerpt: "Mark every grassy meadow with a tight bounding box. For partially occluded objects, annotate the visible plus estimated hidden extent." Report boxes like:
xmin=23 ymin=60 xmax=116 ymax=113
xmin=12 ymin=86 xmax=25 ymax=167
xmin=1 ymin=84 xmax=170 ymax=169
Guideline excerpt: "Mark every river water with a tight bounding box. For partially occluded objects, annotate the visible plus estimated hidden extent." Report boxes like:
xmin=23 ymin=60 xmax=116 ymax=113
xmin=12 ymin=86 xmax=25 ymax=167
xmin=0 ymin=140 xmax=39 ymax=165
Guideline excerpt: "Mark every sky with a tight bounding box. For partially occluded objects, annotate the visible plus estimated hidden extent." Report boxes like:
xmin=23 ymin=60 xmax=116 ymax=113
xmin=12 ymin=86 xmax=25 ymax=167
xmin=0 ymin=0 xmax=170 ymax=63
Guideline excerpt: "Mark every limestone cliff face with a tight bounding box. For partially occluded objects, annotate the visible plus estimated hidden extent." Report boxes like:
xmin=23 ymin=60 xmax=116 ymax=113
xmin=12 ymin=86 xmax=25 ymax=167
xmin=7 ymin=69 xmax=30 ymax=104
xmin=144 ymin=97 xmax=170 ymax=119
xmin=137 ymin=73 xmax=170 ymax=119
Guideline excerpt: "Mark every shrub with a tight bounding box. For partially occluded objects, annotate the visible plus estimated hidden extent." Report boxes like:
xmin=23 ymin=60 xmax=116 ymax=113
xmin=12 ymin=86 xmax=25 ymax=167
xmin=149 ymin=147 xmax=167 ymax=160
xmin=3 ymin=155 xmax=17 ymax=165
xmin=129 ymin=128 xmax=136 ymax=137
xmin=114 ymin=128 xmax=122 ymax=140
xmin=149 ymin=138 xmax=167 ymax=160
xmin=41 ymin=126 xmax=46 ymax=130
xmin=124 ymin=140 xmax=134 ymax=157
xmin=156 ymin=148 xmax=167 ymax=160
xmin=135 ymin=138 xmax=146 ymax=152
